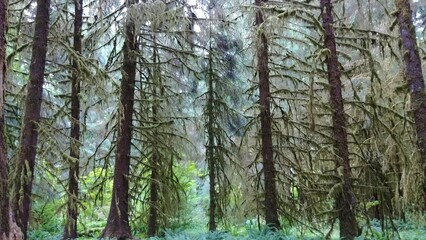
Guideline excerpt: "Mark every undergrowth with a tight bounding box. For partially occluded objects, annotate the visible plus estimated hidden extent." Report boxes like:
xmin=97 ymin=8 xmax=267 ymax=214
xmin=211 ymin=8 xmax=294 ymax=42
xmin=28 ymin=217 xmax=426 ymax=239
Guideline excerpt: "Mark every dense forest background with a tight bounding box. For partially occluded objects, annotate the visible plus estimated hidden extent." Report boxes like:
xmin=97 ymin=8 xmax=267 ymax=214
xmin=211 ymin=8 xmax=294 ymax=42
xmin=0 ymin=0 xmax=426 ymax=239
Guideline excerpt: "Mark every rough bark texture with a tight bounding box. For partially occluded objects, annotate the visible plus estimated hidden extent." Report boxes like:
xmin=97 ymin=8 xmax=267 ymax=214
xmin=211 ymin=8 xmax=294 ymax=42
xmin=2 ymin=211 xmax=24 ymax=240
xmin=64 ymin=0 xmax=82 ymax=238
xmin=100 ymin=15 xmax=136 ymax=240
xmin=395 ymin=0 xmax=426 ymax=210
xmin=320 ymin=0 xmax=358 ymax=239
xmin=255 ymin=0 xmax=280 ymax=229
xmin=0 ymin=0 xmax=9 ymax=238
xmin=207 ymin=53 xmax=217 ymax=231
xmin=147 ymin=147 xmax=159 ymax=237
xmin=147 ymin=42 xmax=160 ymax=237
xmin=11 ymin=1 xmax=50 ymax=238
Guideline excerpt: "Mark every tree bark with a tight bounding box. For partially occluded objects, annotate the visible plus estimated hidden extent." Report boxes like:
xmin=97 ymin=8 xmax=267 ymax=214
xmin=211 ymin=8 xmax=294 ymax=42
xmin=255 ymin=0 xmax=280 ymax=229
xmin=100 ymin=8 xmax=137 ymax=240
xmin=10 ymin=1 xmax=50 ymax=238
xmin=147 ymin=37 xmax=160 ymax=237
xmin=64 ymin=0 xmax=82 ymax=238
xmin=320 ymin=0 xmax=358 ymax=239
xmin=395 ymin=0 xmax=426 ymax=210
xmin=207 ymin=52 xmax=217 ymax=231
xmin=147 ymin=146 xmax=159 ymax=237
xmin=0 ymin=0 xmax=9 ymax=238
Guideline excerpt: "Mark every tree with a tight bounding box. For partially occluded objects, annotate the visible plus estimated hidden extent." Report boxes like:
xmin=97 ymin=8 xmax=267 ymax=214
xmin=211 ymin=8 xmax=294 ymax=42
xmin=10 ymin=0 xmax=51 ymax=238
xmin=255 ymin=0 xmax=280 ymax=229
xmin=100 ymin=2 xmax=137 ymax=238
xmin=206 ymin=53 xmax=217 ymax=231
xmin=320 ymin=0 xmax=359 ymax=238
xmin=202 ymin=0 xmax=241 ymax=231
xmin=146 ymin=42 xmax=161 ymax=235
xmin=129 ymin=2 xmax=193 ymax=234
xmin=0 ymin=0 xmax=9 ymax=238
xmin=144 ymin=23 xmax=185 ymax=237
xmin=395 ymin=0 xmax=426 ymax=210
xmin=64 ymin=0 xmax=83 ymax=238
xmin=147 ymin=39 xmax=160 ymax=237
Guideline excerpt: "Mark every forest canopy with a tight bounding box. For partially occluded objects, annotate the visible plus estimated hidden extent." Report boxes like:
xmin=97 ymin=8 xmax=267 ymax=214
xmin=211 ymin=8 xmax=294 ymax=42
xmin=0 ymin=0 xmax=426 ymax=239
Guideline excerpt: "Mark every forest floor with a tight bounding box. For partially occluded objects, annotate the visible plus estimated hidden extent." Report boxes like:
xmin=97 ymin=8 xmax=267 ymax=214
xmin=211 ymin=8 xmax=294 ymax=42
xmin=28 ymin=217 xmax=426 ymax=240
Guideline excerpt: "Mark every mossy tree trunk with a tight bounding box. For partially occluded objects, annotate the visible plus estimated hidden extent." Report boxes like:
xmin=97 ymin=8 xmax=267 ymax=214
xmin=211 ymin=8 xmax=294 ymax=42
xmin=395 ymin=0 xmax=426 ymax=210
xmin=0 ymin=0 xmax=9 ymax=238
xmin=204 ymin=0 xmax=238 ymax=231
xmin=147 ymin=119 xmax=159 ymax=237
xmin=11 ymin=1 xmax=51 ymax=238
xmin=206 ymin=44 xmax=217 ymax=231
xmin=147 ymin=168 xmax=159 ymax=236
xmin=101 ymin=5 xmax=137 ymax=239
xmin=255 ymin=0 xmax=280 ymax=229
xmin=64 ymin=0 xmax=83 ymax=238
xmin=320 ymin=0 xmax=359 ymax=239
xmin=147 ymin=35 xmax=161 ymax=237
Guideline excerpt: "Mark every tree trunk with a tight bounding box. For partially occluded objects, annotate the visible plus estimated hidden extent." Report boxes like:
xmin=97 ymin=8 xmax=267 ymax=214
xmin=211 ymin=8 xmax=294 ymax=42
xmin=255 ymin=0 xmax=280 ymax=229
xmin=320 ymin=0 xmax=359 ymax=239
xmin=147 ymin=147 xmax=159 ymax=237
xmin=100 ymin=9 xmax=136 ymax=239
xmin=0 ymin=0 xmax=9 ymax=238
xmin=207 ymin=51 xmax=217 ymax=231
xmin=395 ymin=0 xmax=426 ymax=210
xmin=64 ymin=0 xmax=82 ymax=238
xmin=147 ymin=38 xmax=160 ymax=237
xmin=10 ymin=1 xmax=50 ymax=238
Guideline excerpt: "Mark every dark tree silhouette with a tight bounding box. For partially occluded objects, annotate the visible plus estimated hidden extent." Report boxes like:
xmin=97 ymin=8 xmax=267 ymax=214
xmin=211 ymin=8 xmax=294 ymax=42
xmin=101 ymin=3 xmax=137 ymax=239
xmin=10 ymin=0 xmax=51 ymax=238
xmin=64 ymin=0 xmax=83 ymax=238
xmin=0 ymin=0 xmax=9 ymax=238
xmin=147 ymin=105 xmax=159 ymax=237
xmin=320 ymin=0 xmax=359 ymax=239
xmin=255 ymin=0 xmax=280 ymax=229
xmin=395 ymin=0 xmax=426 ymax=210
xmin=206 ymin=43 xmax=217 ymax=231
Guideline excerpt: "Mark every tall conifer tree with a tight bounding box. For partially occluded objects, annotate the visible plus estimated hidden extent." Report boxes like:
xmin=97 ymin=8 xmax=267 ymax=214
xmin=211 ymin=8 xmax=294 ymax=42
xmin=320 ymin=0 xmax=359 ymax=238
xmin=64 ymin=0 xmax=83 ymax=238
xmin=11 ymin=1 xmax=51 ymax=238
xmin=255 ymin=0 xmax=280 ymax=229
xmin=395 ymin=0 xmax=426 ymax=210
xmin=101 ymin=1 xmax=137 ymax=238
xmin=0 ymin=0 xmax=9 ymax=238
